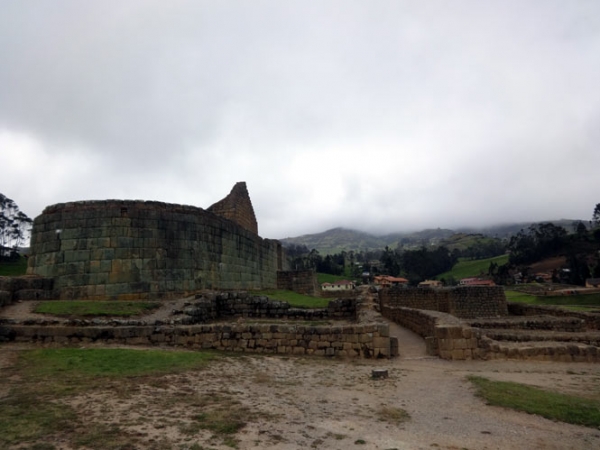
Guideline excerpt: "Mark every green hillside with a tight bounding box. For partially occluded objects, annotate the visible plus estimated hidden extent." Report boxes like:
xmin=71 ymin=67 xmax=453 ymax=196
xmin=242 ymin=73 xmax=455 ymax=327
xmin=437 ymin=254 xmax=509 ymax=281
xmin=441 ymin=233 xmax=497 ymax=251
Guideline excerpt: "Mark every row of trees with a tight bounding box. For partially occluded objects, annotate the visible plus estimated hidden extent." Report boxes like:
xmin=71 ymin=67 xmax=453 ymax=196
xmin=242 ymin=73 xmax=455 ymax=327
xmin=0 ymin=193 xmax=32 ymax=261
xmin=501 ymin=204 xmax=600 ymax=286
xmin=286 ymin=243 xmax=459 ymax=285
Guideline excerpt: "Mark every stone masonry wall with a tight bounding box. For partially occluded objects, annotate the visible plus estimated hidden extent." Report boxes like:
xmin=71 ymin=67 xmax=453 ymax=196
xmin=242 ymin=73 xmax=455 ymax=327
xmin=381 ymin=303 xmax=600 ymax=362
xmin=181 ymin=292 xmax=356 ymax=322
xmin=0 ymin=322 xmax=390 ymax=358
xmin=379 ymin=286 xmax=508 ymax=318
xmin=0 ymin=276 xmax=54 ymax=305
xmin=507 ymin=302 xmax=600 ymax=330
xmin=381 ymin=305 xmax=481 ymax=360
xmin=207 ymin=182 xmax=258 ymax=235
xmin=276 ymin=270 xmax=320 ymax=296
xmin=26 ymin=200 xmax=281 ymax=300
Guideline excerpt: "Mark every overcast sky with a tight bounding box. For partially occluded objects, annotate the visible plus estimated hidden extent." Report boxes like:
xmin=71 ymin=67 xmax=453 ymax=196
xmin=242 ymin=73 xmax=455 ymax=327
xmin=2 ymin=1 xmax=599 ymax=239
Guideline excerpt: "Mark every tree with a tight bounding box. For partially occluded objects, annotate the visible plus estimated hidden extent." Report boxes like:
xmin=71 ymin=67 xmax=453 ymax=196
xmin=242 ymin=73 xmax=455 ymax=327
xmin=593 ymin=203 xmax=600 ymax=227
xmin=0 ymin=193 xmax=32 ymax=260
xmin=508 ymin=223 xmax=567 ymax=265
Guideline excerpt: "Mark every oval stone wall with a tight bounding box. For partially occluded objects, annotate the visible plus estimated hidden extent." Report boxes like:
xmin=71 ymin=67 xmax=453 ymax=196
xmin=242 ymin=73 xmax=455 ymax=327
xmin=26 ymin=200 xmax=281 ymax=300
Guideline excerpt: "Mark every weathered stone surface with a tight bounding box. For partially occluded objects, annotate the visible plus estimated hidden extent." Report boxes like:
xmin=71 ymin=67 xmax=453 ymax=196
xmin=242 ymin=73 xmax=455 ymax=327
xmin=380 ymin=286 xmax=508 ymax=318
xmin=26 ymin=185 xmax=283 ymax=299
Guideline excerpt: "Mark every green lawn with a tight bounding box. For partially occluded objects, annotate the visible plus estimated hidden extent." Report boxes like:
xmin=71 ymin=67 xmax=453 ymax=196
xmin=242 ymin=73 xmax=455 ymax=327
xmin=437 ymin=254 xmax=509 ymax=281
xmin=317 ymin=272 xmax=353 ymax=284
xmin=0 ymin=256 xmax=28 ymax=276
xmin=34 ymin=300 xmax=162 ymax=317
xmin=469 ymin=376 xmax=600 ymax=428
xmin=254 ymin=289 xmax=330 ymax=308
xmin=505 ymin=289 xmax=600 ymax=311
xmin=0 ymin=348 xmax=218 ymax=448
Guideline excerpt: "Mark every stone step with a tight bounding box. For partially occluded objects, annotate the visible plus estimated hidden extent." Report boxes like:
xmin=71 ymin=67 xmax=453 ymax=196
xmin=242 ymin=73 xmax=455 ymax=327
xmin=481 ymin=338 xmax=600 ymax=362
xmin=480 ymin=329 xmax=600 ymax=346
xmin=467 ymin=315 xmax=585 ymax=332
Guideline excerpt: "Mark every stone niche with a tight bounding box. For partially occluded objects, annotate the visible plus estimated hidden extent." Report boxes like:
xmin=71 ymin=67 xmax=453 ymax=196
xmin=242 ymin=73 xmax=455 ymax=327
xmin=26 ymin=183 xmax=282 ymax=300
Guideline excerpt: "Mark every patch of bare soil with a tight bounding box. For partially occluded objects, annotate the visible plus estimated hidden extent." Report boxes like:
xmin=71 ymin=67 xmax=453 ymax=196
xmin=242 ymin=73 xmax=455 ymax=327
xmin=530 ymin=257 xmax=567 ymax=273
xmin=2 ymin=295 xmax=600 ymax=449
xmin=2 ymin=342 xmax=600 ymax=450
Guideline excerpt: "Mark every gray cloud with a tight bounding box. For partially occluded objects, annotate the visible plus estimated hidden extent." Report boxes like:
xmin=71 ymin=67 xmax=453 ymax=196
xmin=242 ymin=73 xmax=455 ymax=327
xmin=2 ymin=1 xmax=599 ymax=239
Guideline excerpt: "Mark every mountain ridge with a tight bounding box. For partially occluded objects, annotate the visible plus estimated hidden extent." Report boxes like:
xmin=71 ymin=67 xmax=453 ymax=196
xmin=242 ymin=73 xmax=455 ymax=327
xmin=280 ymin=220 xmax=585 ymax=254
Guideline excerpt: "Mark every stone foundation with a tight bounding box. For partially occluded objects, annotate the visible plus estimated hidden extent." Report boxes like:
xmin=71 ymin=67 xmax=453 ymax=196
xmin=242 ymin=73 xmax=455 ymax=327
xmin=0 ymin=276 xmax=54 ymax=305
xmin=381 ymin=305 xmax=481 ymax=360
xmin=181 ymin=292 xmax=356 ymax=322
xmin=27 ymin=199 xmax=282 ymax=300
xmin=276 ymin=270 xmax=319 ymax=296
xmin=0 ymin=321 xmax=391 ymax=358
xmin=379 ymin=286 xmax=508 ymax=319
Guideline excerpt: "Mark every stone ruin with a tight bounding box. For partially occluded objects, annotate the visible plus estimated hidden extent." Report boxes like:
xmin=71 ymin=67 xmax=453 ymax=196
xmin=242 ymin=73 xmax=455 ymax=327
xmin=25 ymin=182 xmax=285 ymax=300
xmin=379 ymin=285 xmax=600 ymax=362
xmin=3 ymin=180 xmax=600 ymax=362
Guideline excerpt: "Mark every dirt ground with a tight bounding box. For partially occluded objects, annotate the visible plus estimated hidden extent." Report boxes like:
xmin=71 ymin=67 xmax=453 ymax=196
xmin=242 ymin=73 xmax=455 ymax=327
xmin=2 ymin=301 xmax=600 ymax=449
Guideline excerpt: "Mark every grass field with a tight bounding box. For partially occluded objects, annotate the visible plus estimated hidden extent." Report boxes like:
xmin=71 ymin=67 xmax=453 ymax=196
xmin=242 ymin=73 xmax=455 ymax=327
xmin=505 ymin=289 xmax=600 ymax=311
xmin=0 ymin=348 xmax=220 ymax=448
xmin=437 ymin=254 xmax=509 ymax=281
xmin=0 ymin=256 xmax=28 ymax=276
xmin=317 ymin=272 xmax=352 ymax=284
xmin=254 ymin=289 xmax=330 ymax=308
xmin=469 ymin=376 xmax=600 ymax=428
xmin=34 ymin=301 xmax=162 ymax=317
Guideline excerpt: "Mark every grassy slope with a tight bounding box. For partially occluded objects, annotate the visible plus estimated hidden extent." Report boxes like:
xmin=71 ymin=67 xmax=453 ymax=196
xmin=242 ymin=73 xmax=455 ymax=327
xmin=437 ymin=254 xmax=509 ymax=280
xmin=254 ymin=289 xmax=330 ymax=308
xmin=469 ymin=376 xmax=600 ymax=428
xmin=505 ymin=289 xmax=600 ymax=310
xmin=317 ymin=272 xmax=353 ymax=284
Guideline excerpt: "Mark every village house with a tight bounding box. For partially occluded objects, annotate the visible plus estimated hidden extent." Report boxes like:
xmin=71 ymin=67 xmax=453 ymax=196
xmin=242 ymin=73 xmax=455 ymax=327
xmin=418 ymin=279 xmax=442 ymax=288
xmin=373 ymin=275 xmax=409 ymax=288
xmin=321 ymin=280 xmax=355 ymax=291
xmin=459 ymin=277 xmax=495 ymax=286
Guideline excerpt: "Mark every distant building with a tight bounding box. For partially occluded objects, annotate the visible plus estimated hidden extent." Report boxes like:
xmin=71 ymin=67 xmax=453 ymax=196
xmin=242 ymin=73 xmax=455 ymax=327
xmin=322 ymin=280 xmax=355 ymax=291
xmin=418 ymin=280 xmax=442 ymax=288
xmin=374 ymin=275 xmax=409 ymax=288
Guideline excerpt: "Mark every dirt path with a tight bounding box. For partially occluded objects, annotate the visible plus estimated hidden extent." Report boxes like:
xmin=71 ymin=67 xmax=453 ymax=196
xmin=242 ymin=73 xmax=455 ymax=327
xmin=2 ymin=298 xmax=600 ymax=449
xmin=2 ymin=346 xmax=594 ymax=450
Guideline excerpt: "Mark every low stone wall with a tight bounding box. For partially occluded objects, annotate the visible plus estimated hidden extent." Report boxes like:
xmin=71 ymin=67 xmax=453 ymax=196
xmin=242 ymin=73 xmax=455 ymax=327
xmin=320 ymin=290 xmax=359 ymax=299
xmin=0 ymin=322 xmax=391 ymax=358
xmin=181 ymin=292 xmax=356 ymax=323
xmin=0 ymin=276 xmax=54 ymax=305
xmin=379 ymin=286 xmax=508 ymax=319
xmin=381 ymin=305 xmax=481 ymax=360
xmin=467 ymin=316 xmax=585 ymax=332
xmin=481 ymin=329 xmax=600 ymax=346
xmin=276 ymin=270 xmax=319 ymax=296
xmin=478 ymin=337 xmax=600 ymax=362
xmin=507 ymin=303 xmax=600 ymax=330
xmin=381 ymin=303 xmax=600 ymax=362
